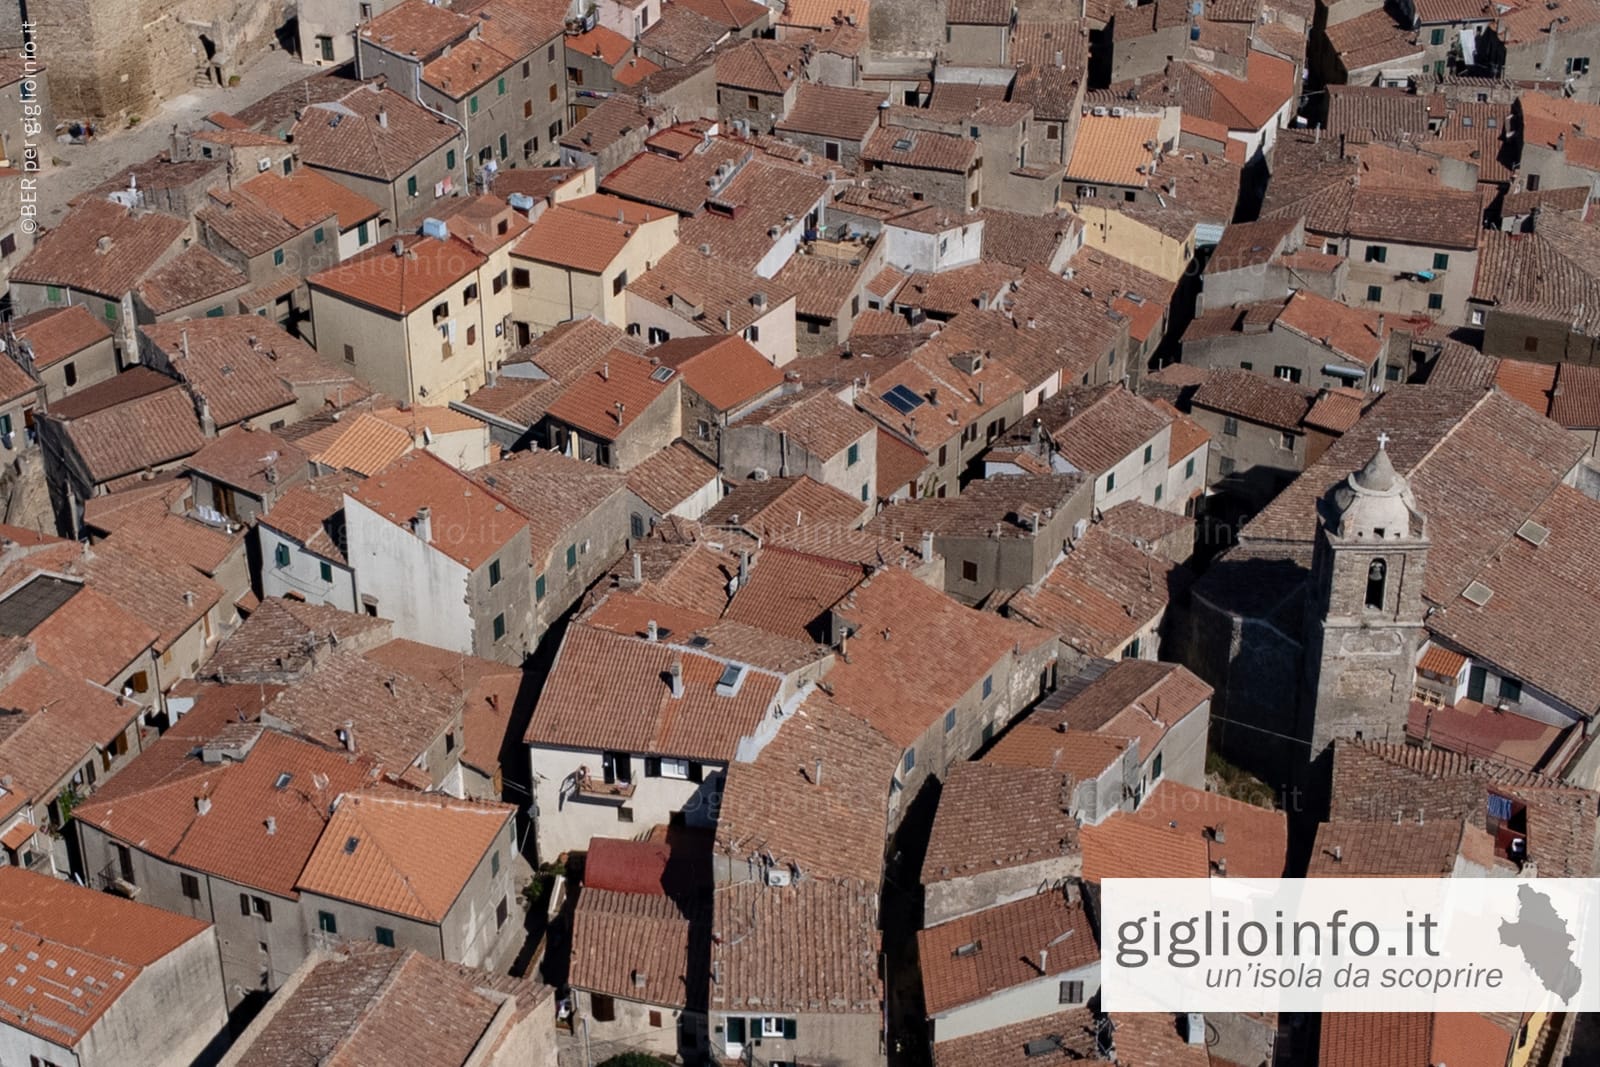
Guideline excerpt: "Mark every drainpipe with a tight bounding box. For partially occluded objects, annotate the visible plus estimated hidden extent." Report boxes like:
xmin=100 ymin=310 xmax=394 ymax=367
xmin=412 ymin=64 xmax=469 ymax=196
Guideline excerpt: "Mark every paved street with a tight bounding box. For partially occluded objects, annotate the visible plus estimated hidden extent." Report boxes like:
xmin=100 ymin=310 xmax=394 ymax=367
xmin=35 ymin=49 xmax=315 ymax=224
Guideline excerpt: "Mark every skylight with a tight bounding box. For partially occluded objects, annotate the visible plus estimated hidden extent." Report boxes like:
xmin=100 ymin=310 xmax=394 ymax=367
xmin=1462 ymin=581 xmax=1494 ymax=607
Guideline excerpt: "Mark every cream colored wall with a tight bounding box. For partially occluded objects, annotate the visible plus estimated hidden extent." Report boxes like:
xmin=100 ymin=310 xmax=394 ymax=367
xmin=1075 ymin=205 xmax=1193 ymax=282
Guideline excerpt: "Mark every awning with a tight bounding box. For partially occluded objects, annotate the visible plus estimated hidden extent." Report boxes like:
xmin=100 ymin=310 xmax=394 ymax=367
xmin=1322 ymin=363 xmax=1366 ymax=380
xmin=1 ymin=820 xmax=37 ymax=853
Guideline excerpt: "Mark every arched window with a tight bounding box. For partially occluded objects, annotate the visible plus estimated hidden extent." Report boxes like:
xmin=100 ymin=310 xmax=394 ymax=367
xmin=1365 ymin=558 xmax=1387 ymax=610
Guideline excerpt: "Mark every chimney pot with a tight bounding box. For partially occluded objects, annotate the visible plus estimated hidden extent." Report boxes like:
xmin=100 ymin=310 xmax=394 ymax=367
xmin=669 ymin=660 xmax=685 ymax=698
xmin=414 ymin=506 xmax=433 ymax=543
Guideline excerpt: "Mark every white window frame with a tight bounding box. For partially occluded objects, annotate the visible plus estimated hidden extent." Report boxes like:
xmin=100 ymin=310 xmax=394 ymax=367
xmin=760 ymin=1017 xmax=786 ymax=1038
xmin=660 ymin=757 xmax=690 ymax=780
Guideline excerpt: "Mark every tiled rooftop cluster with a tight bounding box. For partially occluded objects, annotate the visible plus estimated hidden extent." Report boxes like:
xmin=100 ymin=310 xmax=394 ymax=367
xmin=3 ymin=0 xmax=1600 ymax=1062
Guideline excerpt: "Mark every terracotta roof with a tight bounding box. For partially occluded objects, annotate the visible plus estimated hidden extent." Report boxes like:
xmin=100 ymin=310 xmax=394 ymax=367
xmin=1307 ymin=818 xmax=1467 ymax=876
xmin=677 ymin=162 xmax=830 ymax=273
xmin=309 ymin=233 xmax=487 ymax=316
xmin=7 ymin=305 xmax=112 ymax=369
xmin=1550 ymin=363 xmax=1600 ymax=428
xmin=570 ymin=886 xmax=706 ymax=1009
xmin=1035 ymin=658 xmax=1211 ymax=749
xmin=565 ymin=25 xmax=632 ymax=64
xmin=1191 ymin=368 xmax=1314 ymax=431
xmin=1096 ymin=779 xmax=1287 ymax=878
xmin=1492 ymin=359 xmax=1557 ymax=414
xmin=933 ymin=1009 xmax=1099 ymax=1067
xmin=512 ymin=204 xmax=644 ymax=274
xmin=639 ymin=4 xmax=729 ymax=63
xmin=472 ymin=448 xmax=630 ymax=566
xmin=424 ymin=37 xmax=514 ymax=98
xmin=778 ymin=0 xmax=868 ymax=26
xmin=12 ymin=198 xmax=186 ymax=299
xmin=360 ymin=0 xmax=475 ymax=58
xmin=229 ymin=941 xmax=551 ymax=1067
xmin=649 ymin=335 xmax=783 ymax=412
xmin=544 ymin=350 xmax=674 ymax=442
xmin=875 ymin=426 xmax=927 ymax=497
xmin=775 ymin=83 xmax=887 ymax=141
xmin=627 ymin=245 xmax=797 ymax=337
xmin=715 ymin=38 xmax=805 ymax=93
xmin=297 ymin=791 xmax=510 ymax=922
xmin=77 ymin=728 xmax=381 ymax=898
xmin=1470 ymin=229 xmax=1600 ymax=337
xmin=583 ymin=589 xmax=825 ymax=675
xmin=140 ymin=316 xmax=316 ymax=427
xmin=1034 ymin=383 xmax=1173 ymax=475
xmin=135 ymin=246 xmax=248 ymax=316
xmin=626 ymin=440 xmax=720 ymax=514
xmin=1301 ymin=387 xmax=1369 ymax=435
xmin=294 ymin=86 xmax=459 ymax=181
xmin=1273 ymin=179 xmax=1483 ymax=251
xmin=866 ymin=474 xmax=1085 ymax=542
xmin=349 ymin=450 xmax=527 ymax=570
xmin=862 ymin=127 xmax=977 ymax=173
xmin=1065 ymin=114 xmax=1159 ymax=186
xmin=923 ymin=763 xmax=1076 ymax=884
xmin=242 ymin=165 xmax=383 ymax=231
xmin=703 ymin=475 xmax=862 ymax=537
xmin=918 ymin=890 xmax=1096 ymax=1016
xmin=0 ymin=867 xmax=213 ymax=1048
xmin=42 ymin=369 xmax=206 ymax=484
xmin=259 ymin=473 xmax=360 ymax=563
xmin=1324 ymin=8 xmax=1421 ymax=72
xmin=724 ymin=545 xmax=865 ymax=641
xmin=1153 ymin=398 xmax=1209 ymax=460
xmin=203 ymin=597 xmax=391 ymax=684
xmin=1111 ymin=1012 xmax=1211 ymax=1067
xmin=735 ymin=386 xmax=873 ymax=460
xmin=825 ymin=569 xmax=1053 ymax=747
xmin=297 ymin=412 xmax=414 ymax=477
xmin=713 ymin=879 xmax=881 ymax=1013
xmin=527 ymin=624 xmax=781 ymax=760
xmin=1004 ymin=524 xmax=1184 ymax=657
xmin=185 ymin=425 xmax=306 ymax=497
xmin=1277 ymin=289 xmax=1389 ymax=367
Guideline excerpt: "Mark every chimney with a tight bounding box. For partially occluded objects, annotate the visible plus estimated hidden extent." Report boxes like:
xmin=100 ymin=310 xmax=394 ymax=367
xmin=377 ymin=109 xmax=389 ymax=129
xmin=723 ymin=308 xmax=733 ymax=331
xmin=265 ymin=816 xmax=277 ymax=835
xmin=1185 ymin=1013 xmax=1206 ymax=1047
xmin=813 ymin=758 xmax=823 ymax=786
xmin=1333 ymin=844 xmax=1343 ymax=862
xmin=738 ymin=550 xmax=750 ymax=587
xmin=669 ymin=660 xmax=685 ymax=698
xmin=921 ymin=530 xmax=934 ymax=559
xmin=647 ymin=619 xmax=659 ymax=641
xmin=413 ymin=506 xmax=432 ymax=543
xmin=195 ymin=796 xmax=212 ymax=816
xmin=338 ymin=722 xmax=357 ymax=752
xmin=183 ymin=590 xmax=196 ymax=607
xmin=631 ymin=551 xmax=643 ymax=582
xmin=600 ymin=360 xmax=609 ymax=381
xmin=1213 ymin=822 xmax=1226 ymax=843
xmin=1037 ymin=948 xmax=1049 ymax=975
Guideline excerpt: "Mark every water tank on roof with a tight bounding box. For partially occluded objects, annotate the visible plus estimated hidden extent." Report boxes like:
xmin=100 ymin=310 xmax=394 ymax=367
xmin=421 ymin=217 xmax=449 ymax=240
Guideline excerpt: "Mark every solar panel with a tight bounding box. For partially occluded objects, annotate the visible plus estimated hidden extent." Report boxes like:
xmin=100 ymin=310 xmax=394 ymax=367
xmin=881 ymin=384 xmax=925 ymax=414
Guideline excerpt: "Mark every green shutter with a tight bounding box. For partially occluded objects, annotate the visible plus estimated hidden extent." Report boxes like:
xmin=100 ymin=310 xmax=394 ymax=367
xmin=275 ymin=543 xmax=290 ymax=567
xmin=783 ymin=1018 xmax=798 ymax=1040
xmin=103 ymin=301 xmax=117 ymax=321
xmin=535 ymin=573 xmax=547 ymax=600
xmin=320 ymin=561 xmax=333 ymax=582
xmin=375 ymin=926 xmax=395 ymax=947
xmin=446 ymin=149 xmax=456 ymax=170
xmin=470 ymin=95 xmax=479 ymax=114
xmin=357 ymin=220 xmax=370 ymax=244
xmin=273 ymin=248 xmax=285 ymax=266
xmin=0 ymin=414 xmax=11 ymax=436
xmin=205 ymin=306 xmax=224 ymax=317
xmin=46 ymin=286 xmax=61 ymax=303
xmin=407 ymin=175 xmax=418 ymax=197
xmin=497 ymin=76 xmax=506 ymax=95
xmin=314 ymin=227 xmax=325 ymax=244
xmin=566 ymin=544 xmax=577 ymax=570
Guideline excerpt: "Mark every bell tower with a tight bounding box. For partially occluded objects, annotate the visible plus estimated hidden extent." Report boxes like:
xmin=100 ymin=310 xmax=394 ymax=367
xmin=1301 ymin=434 xmax=1430 ymax=762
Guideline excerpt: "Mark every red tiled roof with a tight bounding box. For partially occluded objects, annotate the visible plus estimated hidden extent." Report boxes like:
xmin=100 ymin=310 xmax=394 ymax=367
xmin=512 ymin=204 xmax=643 ymax=274
xmin=544 ymin=350 xmax=674 ymax=442
xmin=309 ymin=234 xmax=487 ymax=316
xmin=713 ymin=879 xmax=881 ymax=1013
xmin=922 ymin=763 xmax=1076 ymax=885
xmin=918 ymin=890 xmax=1096 ymax=1015
xmin=349 ymin=450 xmax=527 ymax=570
xmin=724 ymin=545 xmax=864 ymax=641
xmin=8 ymin=305 xmax=112 ymax=369
xmin=1065 ymin=114 xmax=1159 ymax=186
xmin=294 ymin=86 xmax=459 ymax=182
xmin=649 ymin=335 xmax=783 ymax=412
xmin=12 ymin=198 xmax=186 ymax=299
xmin=862 ymin=126 xmax=977 ymax=173
xmin=626 ymin=439 xmax=720 ymax=514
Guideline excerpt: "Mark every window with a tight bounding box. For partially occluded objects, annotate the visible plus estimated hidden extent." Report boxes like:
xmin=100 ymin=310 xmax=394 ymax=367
xmin=63 ymin=362 xmax=77 ymax=387
xmin=760 ymin=1017 xmax=796 ymax=1039
xmin=1143 ymin=444 xmax=1153 ymax=465
xmin=320 ymin=561 xmax=333 ymax=583
xmin=1366 ymin=285 xmax=1383 ymax=303
xmin=407 ymin=175 xmax=418 ymax=197
xmin=1523 ymin=336 xmax=1538 ymax=353
xmin=566 ymin=544 xmax=578 ymax=570
xmin=1526 ymin=174 xmax=1541 ymax=191
xmin=274 ymin=543 xmax=290 ymax=567
xmin=1365 ymin=245 xmax=1388 ymax=263
xmin=513 ymin=267 xmax=530 ymax=289
xmin=492 ymin=270 xmax=508 ymax=294
xmin=313 ymin=227 xmax=325 ymax=245
xmin=962 ymin=559 xmax=978 ymax=582
xmin=205 ymin=305 xmax=225 ymax=318
xmin=549 ymin=120 xmax=563 ymax=140
xmin=446 ymin=148 xmax=457 ymax=170
xmin=318 ymin=35 xmax=335 ymax=61
xmin=375 ymin=926 xmax=395 ymax=947
xmin=746 ymin=93 xmax=760 ymax=109
xmin=1105 ymin=471 xmax=1116 ymax=492
xmin=1280 ymin=431 xmax=1297 ymax=451
xmin=1430 ymin=27 xmax=1445 ymax=45
xmin=1365 ymin=558 xmax=1387 ymax=610
xmin=744 ymin=324 xmax=760 ymax=343
xmin=983 ymin=674 xmax=993 ymax=699
xmin=944 ymin=707 xmax=957 ymax=733
xmin=1432 ymin=252 xmax=1450 ymax=272
xmin=593 ymin=994 xmax=617 ymax=1022
xmin=470 ymin=95 xmax=479 ymax=114
xmin=1568 ymin=56 xmax=1591 ymax=76
xmin=1239 ymin=361 xmax=1253 ymax=371
xmin=1469 ymin=308 xmax=1485 ymax=327
xmin=1219 ymin=456 xmax=1236 ymax=476
xmin=1152 ymin=750 xmax=1164 ymax=780
xmin=432 ymin=300 xmax=449 ymax=324
xmin=1185 ymin=456 xmax=1195 ymax=479
xmin=241 ymin=894 xmax=272 ymax=922
xmin=847 ymin=442 xmax=860 ymax=467
xmin=489 ymin=559 xmax=502 ymax=586
xmin=491 ymin=850 xmax=501 ymax=876
xmin=1275 ymin=365 xmax=1302 ymax=384
xmin=273 ymin=248 xmax=285 ymax=267
xmin=1427 ymin=293 xmax=1443 ymax=311
xmin=1154 ymin=484 xmax=1163 ymax=503
xmin=466 ymin=324 xmax=476 ymax=346
xmin=548 ymin=83 xmax=559 ymax=102
xmin=902 ymin=748 xmax=916 ymax=774
xmin=647 ymin=326 xmax=671 ymax=344
xmin=617 ymin=805 xmax=634 ymax=823
xmin=493 ymin=614 xmax=506 ymax=640
xmin=1123 ymin=636 xmax=1141 ymax=659
xmin=524 ymin=100 xmax=534 ymax=119
xmin=318 ymin=910 xmax=338 ymax=934
xmin=612 ymin=269 xmax=628 ymax=297
xmin=1060 ymin=979 xmax=1085 ymax=1004
xmin=181 ymin=872 xmax=200 ymax=900
xmin=103 ymin=301 xmax=117 ymax=321
xmin=1387 ymin=363 xmax=1402 ymax=382
xmin=536 ymin=573 xmax=547 ymax=600
xmin=497 ymin=76 xmax=507 ymax=96
xmin=1499 ymin=677 xmax=1522 ymax=704
xmin=861 ymin=482 xmax=870 ymax=501
xmin=343 ymin=343 xmax=355 ymax=363
xmin=496 ymin=895 xmax=509 ymax=928
xmin=46 ymin=285 xmax=61 ymax=303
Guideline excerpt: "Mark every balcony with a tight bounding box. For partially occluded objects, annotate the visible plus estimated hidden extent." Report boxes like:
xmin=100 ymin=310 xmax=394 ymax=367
xmin=568 ymin=772 xmax=635 ymax=803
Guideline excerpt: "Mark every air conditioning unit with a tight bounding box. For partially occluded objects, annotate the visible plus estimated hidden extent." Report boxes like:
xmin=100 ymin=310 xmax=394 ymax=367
xmin=258 ymin=157 xmax=272 ymax=172
xmin=766 ymin=867 xmax=792 ymax=887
